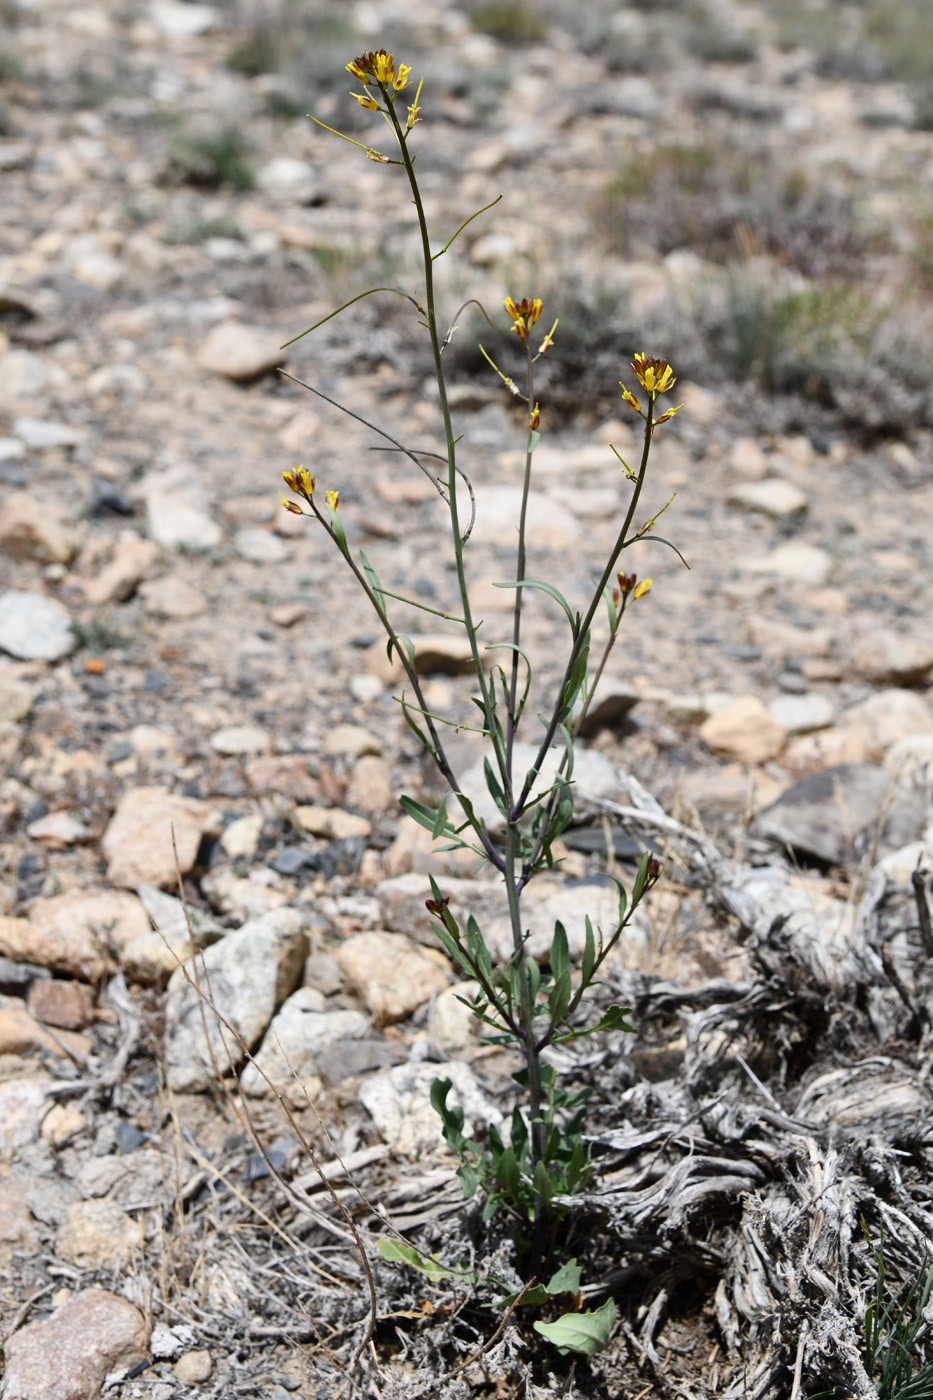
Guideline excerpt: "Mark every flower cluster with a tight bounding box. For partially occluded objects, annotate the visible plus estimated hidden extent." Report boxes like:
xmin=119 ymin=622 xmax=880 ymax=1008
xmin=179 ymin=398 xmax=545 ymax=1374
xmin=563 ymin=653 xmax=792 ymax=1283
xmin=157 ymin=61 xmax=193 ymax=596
xmin=620 ymin=353 xmax=682 ymax=425
xmin=504 ymin=296 xmax=543 ymax=342
xmin=613 ymin=570 xmax=652 ymax=605
xmin=280 ymin=466 xmax=314 ymax=513
xmin=346 ymin=49 xmax=411 ymax=90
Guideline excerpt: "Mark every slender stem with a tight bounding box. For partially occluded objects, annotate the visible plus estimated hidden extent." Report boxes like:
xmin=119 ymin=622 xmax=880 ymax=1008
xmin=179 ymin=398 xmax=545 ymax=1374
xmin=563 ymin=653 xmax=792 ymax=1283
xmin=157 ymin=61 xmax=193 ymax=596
xmin=505 ymin=342 xmax=535 ymax=782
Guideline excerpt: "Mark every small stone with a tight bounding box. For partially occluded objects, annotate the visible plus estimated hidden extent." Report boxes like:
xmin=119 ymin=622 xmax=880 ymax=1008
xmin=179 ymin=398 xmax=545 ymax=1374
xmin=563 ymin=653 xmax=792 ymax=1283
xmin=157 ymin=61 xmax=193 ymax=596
xmin=118 ymin=884 xmax=223 ymax=984
xmin=431 ymin=981 xmax=481 ymax=1052
xmin=738 ymin=542 xmax=833 ymax=585
xmin=728 ymin=478 xmax=809 ymax=517
xmin=767 ymin=693 xmax=835 ymax=735
xmin=699 ymin=695 xmax=787 ymax=764
xmin=1 ymin=1288 xmax=149 ymax=1400
xmin=575 ymin=685 xmax=639 ymax=739
xmin=850 ymin=631 xmax=933 ymax=685
xmin=728 ymin=437 xmax=769 ymax=480
xmin=0 ymin=1172 xmax=40 ymax=1262
xmin=747 ymin=617 xmax=832 ymax=659
xmin=210 ymin=724 xmax=271 ymax=756
xmin=163 ymin=907 xmax=309 ymax=1091
xmin=366 ymin=633 xmax=489 ymax=682
xmin=245 ymin=754 xmax=318 ymax=801
xmin=0 ymin=492 xmax=78 ymax=564
xmin=0 ymin=1075 xmax=54 ymax=1151
xmin=174 ymin=1351 xmax=213 ymax=1385
xmin=55 ymin=1199 xmax=143 ymax=1270
xmin=359 ymin=1061 xmax=502 ymax=1156
xmin=292 ymin=806 xmax=372 ymax=840
xmin=0 ymin=664 xmax=41 ymax=722
xmin=27 ymin=811 xmax=91 ymax=848
xmin=347 ymin=755 xmax=394 ymax=814
xmin=0 ymin=591 xmax=75 ymax=662
xmin=151 ymin=1 xmax=217 ymax=36
xmin=255 ymin=157 xmax=322 ymax=204
xmin=0 ymin=995 xmax=89 ymax=1058
xmin=200 ymin=869 xmax=289 ymax=922
xmin=146 ymin=495 xmax=222 ymax=551
xmin=323 ymin=724 xmax=382 ymax=758
xmin=234 ymin=526 xmax=289 ymax=563
xmin=240 ymin=990 xmax=367 ymax=1099
xmin=335 ymin=931 xmax=450 ymax=1024
xmin=220 ymin=812 xmax=264 ymax=858
xmin=12 ymin=417 xmax=85 ymax=450
xmin=751 ymin=763 xmax=925 ymax=866
xmin=41 ymin=1102 xmax=86 ymax=1147
xmin=884 ymin=734 xmax=933 ymax=788
xmin=838 ymin=690 xmax=933 ymax=757
xmin=102 ymin=786 xmax=210 ymax=889
xmin=197 ymin=321 xmax=286 ymax=382
xmin=27 ymin=979 xmax=95 ymax=1030
xmin=83 ymin=535 xmax=157 ymax=606
xmin=349 ymin=673 xmax=383 ymax=703
xmin=269 ymin=602 xmax=307 ymax=628
xmin=139 ymin=576 xmax=207 ymax=618
xmin=19 ymin=890 xmax=146 ymax=981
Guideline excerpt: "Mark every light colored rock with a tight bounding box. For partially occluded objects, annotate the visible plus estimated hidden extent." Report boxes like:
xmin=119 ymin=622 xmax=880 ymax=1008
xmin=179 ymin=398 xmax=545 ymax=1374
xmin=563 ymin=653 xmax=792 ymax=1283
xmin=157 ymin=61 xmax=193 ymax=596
xmin=220 ymin=812 xmax=264 ymax=859
xmin=27 ymin=811 xmax=91 ymax=847
xmin=850 ymin=631 xmax=933 ymax=685
xmin=0 ymin=1075 xmax=54 ymax=1151
xmin=728 ymin=437 xmax=769 ymax=480
xmin=41 ymin=1101 xmax=86 ymax=1147
xmin=234 ymin=526 xmax=288 ymax=563
xmin=878 ymin=841 xmax=933 ymax=887
xmin=83 ymin=535 xmax=157 ymax=606
xmin=347 ymin=754 xmax=394 ymax=813
xmin=366 ymin=633 xmax=490 ymax=682
xmin=27 ymin=979 xmax=95 ymax=1030
xmin=0 ymin=1287 xmax=149 ymax=1400
xmin=335 ymin=931 xmax=450 ymax=1024
xmin=118 ymin=884 xmax=223 ymax=984
xmin=728 ymin=478 xmax=808 ymax=517
xmin=0 ymin=995 xmax=91 ymax=1059
xmin=269 ymin=601 xmax=308 ymax=628
xmin=210 ymin=724 xmax=270 ymax=756
xmin=174 ymin=1351 xmax=213 ymax=1385
xmin=0 ymin=491 xmax=78 ymax=564
xmin=256 ymin=156 xmax=322 ymax=204
xmin=0 ymin=591 xmax=75 ymax=662
xmin=751 ymin=763 xmax=924 ymax=867
xmin=139 ymin=575 xmax=207 ymax=618
xmin=163 ymin=906 xmax=309 ymax=1091
xmin=0 ymin=1171 xmax=40 ymax=1263
xmin=199 ymin=867 xmax=290 ymax=921
xmin=359 ymin=1060 xmax=502 ymax=1156
xmin=240 ymin=990 xmax=368 ymax=1099
xmin=738 ymin=542 xmax=833 ymax=585
xmin=12 ymin=417 xmax=85 ymax=450
xmin=21 ymin=891 xmax=147 ymax=980
xmin=197 ymin=321 xmax=286 ymax=382
xmin=292 ymin=806 xmax=372 ymax=840
xmin=323 ymin=724 xmax=383 ymax=758
xmin=884 ymin=734 xmax=933 ymax=787
xmin=151 ymin=1 xmax=217 ymax=36
xmin=747 ymin=617 xmax=832 ymax=660
xmin=55 ymin=1199 xmax=144 ymax=1270
xmin=839 ymin=691 xmax=933 ymax=757
xmin=431 ymin=981 xmax=481 ymax=1052
xmin=767 ymin=693 xmax=835 ymax=735
xmin=146 ymin=495 xmax=222 ymax=551
xmin=102 ymin=786 xmax=210 ymax=889
xmin=699 ymin=695 xmax=787 ymax=764
xmin=0 ymin=664 xmax=40 ymax=722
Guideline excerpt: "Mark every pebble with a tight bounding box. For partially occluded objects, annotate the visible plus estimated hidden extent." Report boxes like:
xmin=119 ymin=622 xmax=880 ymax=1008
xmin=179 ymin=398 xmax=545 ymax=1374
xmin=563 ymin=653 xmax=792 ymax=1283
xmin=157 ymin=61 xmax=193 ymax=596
xmin=197 ymin=321 xmax=286 ymax=382
xmin=431 ymin=980 xmax=482 ymax=1051
xmin=234 ymin=526 xmax=289 ymax=563
xmin=883 ymin=734 xmax=933 ymax=787
xmin=138 ymin=575 xmax=207 ymax=618
xmin=0 ymin=1172 xmax=40 ymax=1262
xmin=366 ymin=633 xmax=487 ymax=682
xmin=0 ymin=591 xmax=75 ymax=662
xmin=240 ymin=990 xmax=368 ymax=1100
xmin=346 ymin=754 xmax=394 ymax=814
xmin=102 ymin=785 xmax=210 ymax=889
xmin=738 ymin=542 xmax=833 ymax=585
xmin=728 ymin=437 xmax=769 ymax=480
xmin=151 ymin=1 xmax=217 ymax=37
xmin=27 ymin=979 xmax=95 ymax=1030
xmin=0 ymin=492 xmax=78 ymax=564
xmin=146 ymin=494 xmax=222 ymax=551
xmin=1 ymin=1288 xmax=149 ymax=1400
xmin=728 ymin=479 xmax=809 ymax=517
xmin=335 ymin=930 xmax=450 ymax=1024
xmin=359 ymin=1060 xmax=502 ymax=1156
xmin=174 ymin=1350 xmax=214 ymax=1384
xmin=0 ymin=996 xmax=90 ymax=1060
xmin=83 ymin=535 xmax=157 ymax=606
xmin=55 ymin=1199 xmax=144 ymax=1270
xmin=220 ymin=812 xmax=264 ymax=858
xmin=699 ymin=695 xmax=787 ymax=764
xmin=245 ymin=754 xmax=318 ymax=801
xmin=292 ymin=806 xmax=372 ymax=840
xmin=255 ymin=157 xmax=323 ymax=205
xmin=767 ymin=693 xmax=835 ymax=735
xmin=163 ymin=906 xmax=309 ymax=1091
xmin=210 ymin=724 xmax=271 ymax=756
xmin=0 ymin=1075 xmax=54 ymax=1151
xmin=323 ymin=724 xmax=383 ymax=758
xmin=269 ymin=601 xmax=308 ymax=628
xmin=26 ymin=811 xmax=91 ymax=847
xmin=850 ymin=631 xmax=933 ymax=685
xmin=19 ymin=890 xmax=147 ymax=981
xmin=576 ymin=685 xmax=640 ymax=738
xmin=12 ymin=417 xmax=85 ymax=450
xmin=120 ymin=883 xmax=223 ymax=984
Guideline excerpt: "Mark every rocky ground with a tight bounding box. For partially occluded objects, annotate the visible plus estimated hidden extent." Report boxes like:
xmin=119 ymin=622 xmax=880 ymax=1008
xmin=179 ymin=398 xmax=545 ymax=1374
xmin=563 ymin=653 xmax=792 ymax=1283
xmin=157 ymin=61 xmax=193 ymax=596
xmin=1 ymin=0 xmax=933 ymax=1396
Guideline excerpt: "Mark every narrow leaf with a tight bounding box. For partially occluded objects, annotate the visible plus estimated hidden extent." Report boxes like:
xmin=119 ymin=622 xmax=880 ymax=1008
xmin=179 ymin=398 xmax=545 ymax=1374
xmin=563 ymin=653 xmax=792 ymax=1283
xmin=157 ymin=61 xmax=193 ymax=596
xmin=493 ymin=578 xmax=577 ymax=632
xmin=377 ymin=1238 xmax=452 ymax=1281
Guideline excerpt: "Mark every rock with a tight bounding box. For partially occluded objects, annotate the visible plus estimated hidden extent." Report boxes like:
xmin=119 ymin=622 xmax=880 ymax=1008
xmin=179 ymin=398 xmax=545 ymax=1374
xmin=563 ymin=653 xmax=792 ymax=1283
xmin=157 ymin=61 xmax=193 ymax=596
xmin=245 ymin=754 xmax=318 ymax=801
xmin=102 ymin=786 xmax=210 ymax=889
xmin=747 ymin=617 xmax=832 ymax=660
xmin=151 ymin=2 xmax=217 ymax=37
xmin=55 ymin=1200 xmax=144 ymax=1270
xmin=163 ymin=907 xmax=309 ymax=1091
xmin=884 ymin=734 xmax=933 ymax=788
xmin=750 ymin=763 xmax=925 ymax=867
xmin=12 ymin=417 xmax=85 ymax=450
xmin=138 ymin=576 xmax=207 ymax=618
xmin=850 ymin=631 xmax=933 ymax=685
xmin=174 ymin=1351 xmax=213 ymax=1385
xmin=146 ymin=495 xmax=222 ymax=551
xmin=27 ymin=979 xmax=95 ymax=1030
xmin=0 ymin=995 xmax=90 ymax=1058
xmin=335 ymin=931 xmax=450 ymax=1024
xmin=323 ymin=724 xmax=383 ymax=758
xmin=269 ymin=601 xmax=307 ymax=628
xmin=234 ymin=526 xmax=289 ymax=563
xmin=767 ymin=693 xmax=835 ymax=735
xmin=0 ymin=664 xmax=40 ymax=722
xmin=727 ymin=478 xmax=809 ymax=517
xmin=0 ymin=492 xmax=78 ymax=564
xmin=27 ymin=811 xmax=91 ymax=847
xmin=118 ymin=884 xmax=223 ymax=985
xmin=738 ymin=542 xmax=833 ymax=585
xmin=240 ymin=990 xmax=368 ymax=1099
xmin=838 ymin=691 xmax=933 ymax=756
xmin=199 ymin=867 xmax=290 ymax=921
xmin=0 ymin=1287 xmax=149 ymax=1400
xmin=83 ymin=535 xmax=158 ymax=606
xmin=0 ymin=591 xmax=75 ymax=662
xmin=210 ymin=724 xmax=271 ymax=756
xmin=220 ymin=812 xmax=264 ymax=859
xmin=255 ymin=157 xmax=322 ymax=204
xmin=366 ymin=633 xmax=490 ymax=682
xmin=728 ymin=437 xmax=769 ymax=480
xmin=292 ymin=806 xmax=372 ymax=840
xmin=431 ymin=981 xmax=481 ymax=1051
xmin=0 ymin=1171 xmax=40 ymax=1262
xmin=699 ymin=695 xmax=787 ymax=764
xmin=22 ymin=891 xmax=149 ymax=981
xmin=347 ymin=754 xmax=394 ymax=814
xmin=0 ymin=1075 xmax=54 ymax=1151
xmin=41 ymin=1102 xmax=86 ymax=1147
xmin=878 ymin=841 xmax=933 ymax=887
xmin=359 ymin=1060 xmax=502 ymax=1155
xmin=576 ymin=685 xmax=640 ymax=738
xmin=197 ymin=321 xmax=286 ymax=382
xmin=485 ymin=875 xmax=631 ymax=963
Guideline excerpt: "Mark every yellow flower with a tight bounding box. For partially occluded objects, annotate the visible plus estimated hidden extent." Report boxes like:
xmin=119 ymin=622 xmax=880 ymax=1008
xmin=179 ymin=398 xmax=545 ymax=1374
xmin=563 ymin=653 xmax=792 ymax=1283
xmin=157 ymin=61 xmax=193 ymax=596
xmin=325 ymin=489 xmax=339 ymax=511
xmin=279 ymin=493 xmax=303 ymax=515
xmin=504 ymin=295 xmax=543 ymax=342
xmin=393 ymin=63 xmax=411 ymax=91
xmin=352 ymin=91 xmax=381 ymax=111
xmin=529 ymin=402 xmax=540 ymax=430
xmin=633 ymin=578 xmax=652 ymax=599
xmin=371 ymin=50 xmax=396 ymax=84
xmin=406 ymin=77 xmax=424 ymax=130
xmin=620 ymin=385 xmax=642 ymax=414
xmin=283 ymin=466 xmax=314 ymax=497
xmin=346 ymin=59 xmax=371 ymax=85
xmin=631 ymin=353 xmax=676 ymax=395
xmin=655 ymin=404 xmax=683 ymax=425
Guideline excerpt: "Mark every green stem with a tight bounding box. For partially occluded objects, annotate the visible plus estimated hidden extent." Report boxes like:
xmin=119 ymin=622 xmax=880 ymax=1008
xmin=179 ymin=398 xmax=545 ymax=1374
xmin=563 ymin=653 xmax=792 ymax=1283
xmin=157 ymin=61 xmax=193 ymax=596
xmin=505 ymin=341 xmax=535 ymax=782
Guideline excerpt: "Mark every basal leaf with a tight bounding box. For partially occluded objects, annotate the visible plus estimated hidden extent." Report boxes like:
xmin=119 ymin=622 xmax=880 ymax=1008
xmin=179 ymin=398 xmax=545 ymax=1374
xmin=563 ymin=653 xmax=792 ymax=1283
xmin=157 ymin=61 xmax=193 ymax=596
xmin=533 ymin=1298 xmax=617 ymax=1356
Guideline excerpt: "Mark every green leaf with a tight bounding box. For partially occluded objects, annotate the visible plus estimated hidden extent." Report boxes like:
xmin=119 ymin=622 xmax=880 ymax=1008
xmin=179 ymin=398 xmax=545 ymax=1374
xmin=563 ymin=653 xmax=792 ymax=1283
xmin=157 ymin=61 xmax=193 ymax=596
xmin=495 ymin=1146 xmax=522 ymax=1204
xmin=550 ymin=921 xmax=570 ymax=981
xmin=432 ymin=794 xmax=451 ymax=840
xmin=493 ymin=578 xmax=577 ymax=633
xmin=377 ymin=1238 xmax=453 ymax=1281
xmin=401 ymin=795 xmax=447 ymax=838
xmin=581 ymin=916 xmax=596 ymax=985
xmin=593 ymin=1004 xmax=636 ymax=1034
xmin=526 ymin=954 xmax=541 ymax=1007
xmin=631 ymin=850 xmax=654 ymax=904
xmin=326 ymin=502 xmax=349 ymax=557
xmin=527 ymin=428 xmax=541 ymax=454
xmin=457 ymin=1162 xmax=480 ymax=1199
xmin=387 ymin=632 xmax=416 ymax=672
xmin=533 ymin=1298 xmax=617 ymax=1356
xmin=546 ymin=1259 xmax=582 ymax=1296
xmin=359 ymin=548 xmax=386 ymax=618
xmin=547 ymin=968 xmax=572 ymax=1023
xmin=483 ymin=757 xmax=508 ymax=819
xmin=533 ymin=1158 xmax=554 ymax=1205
